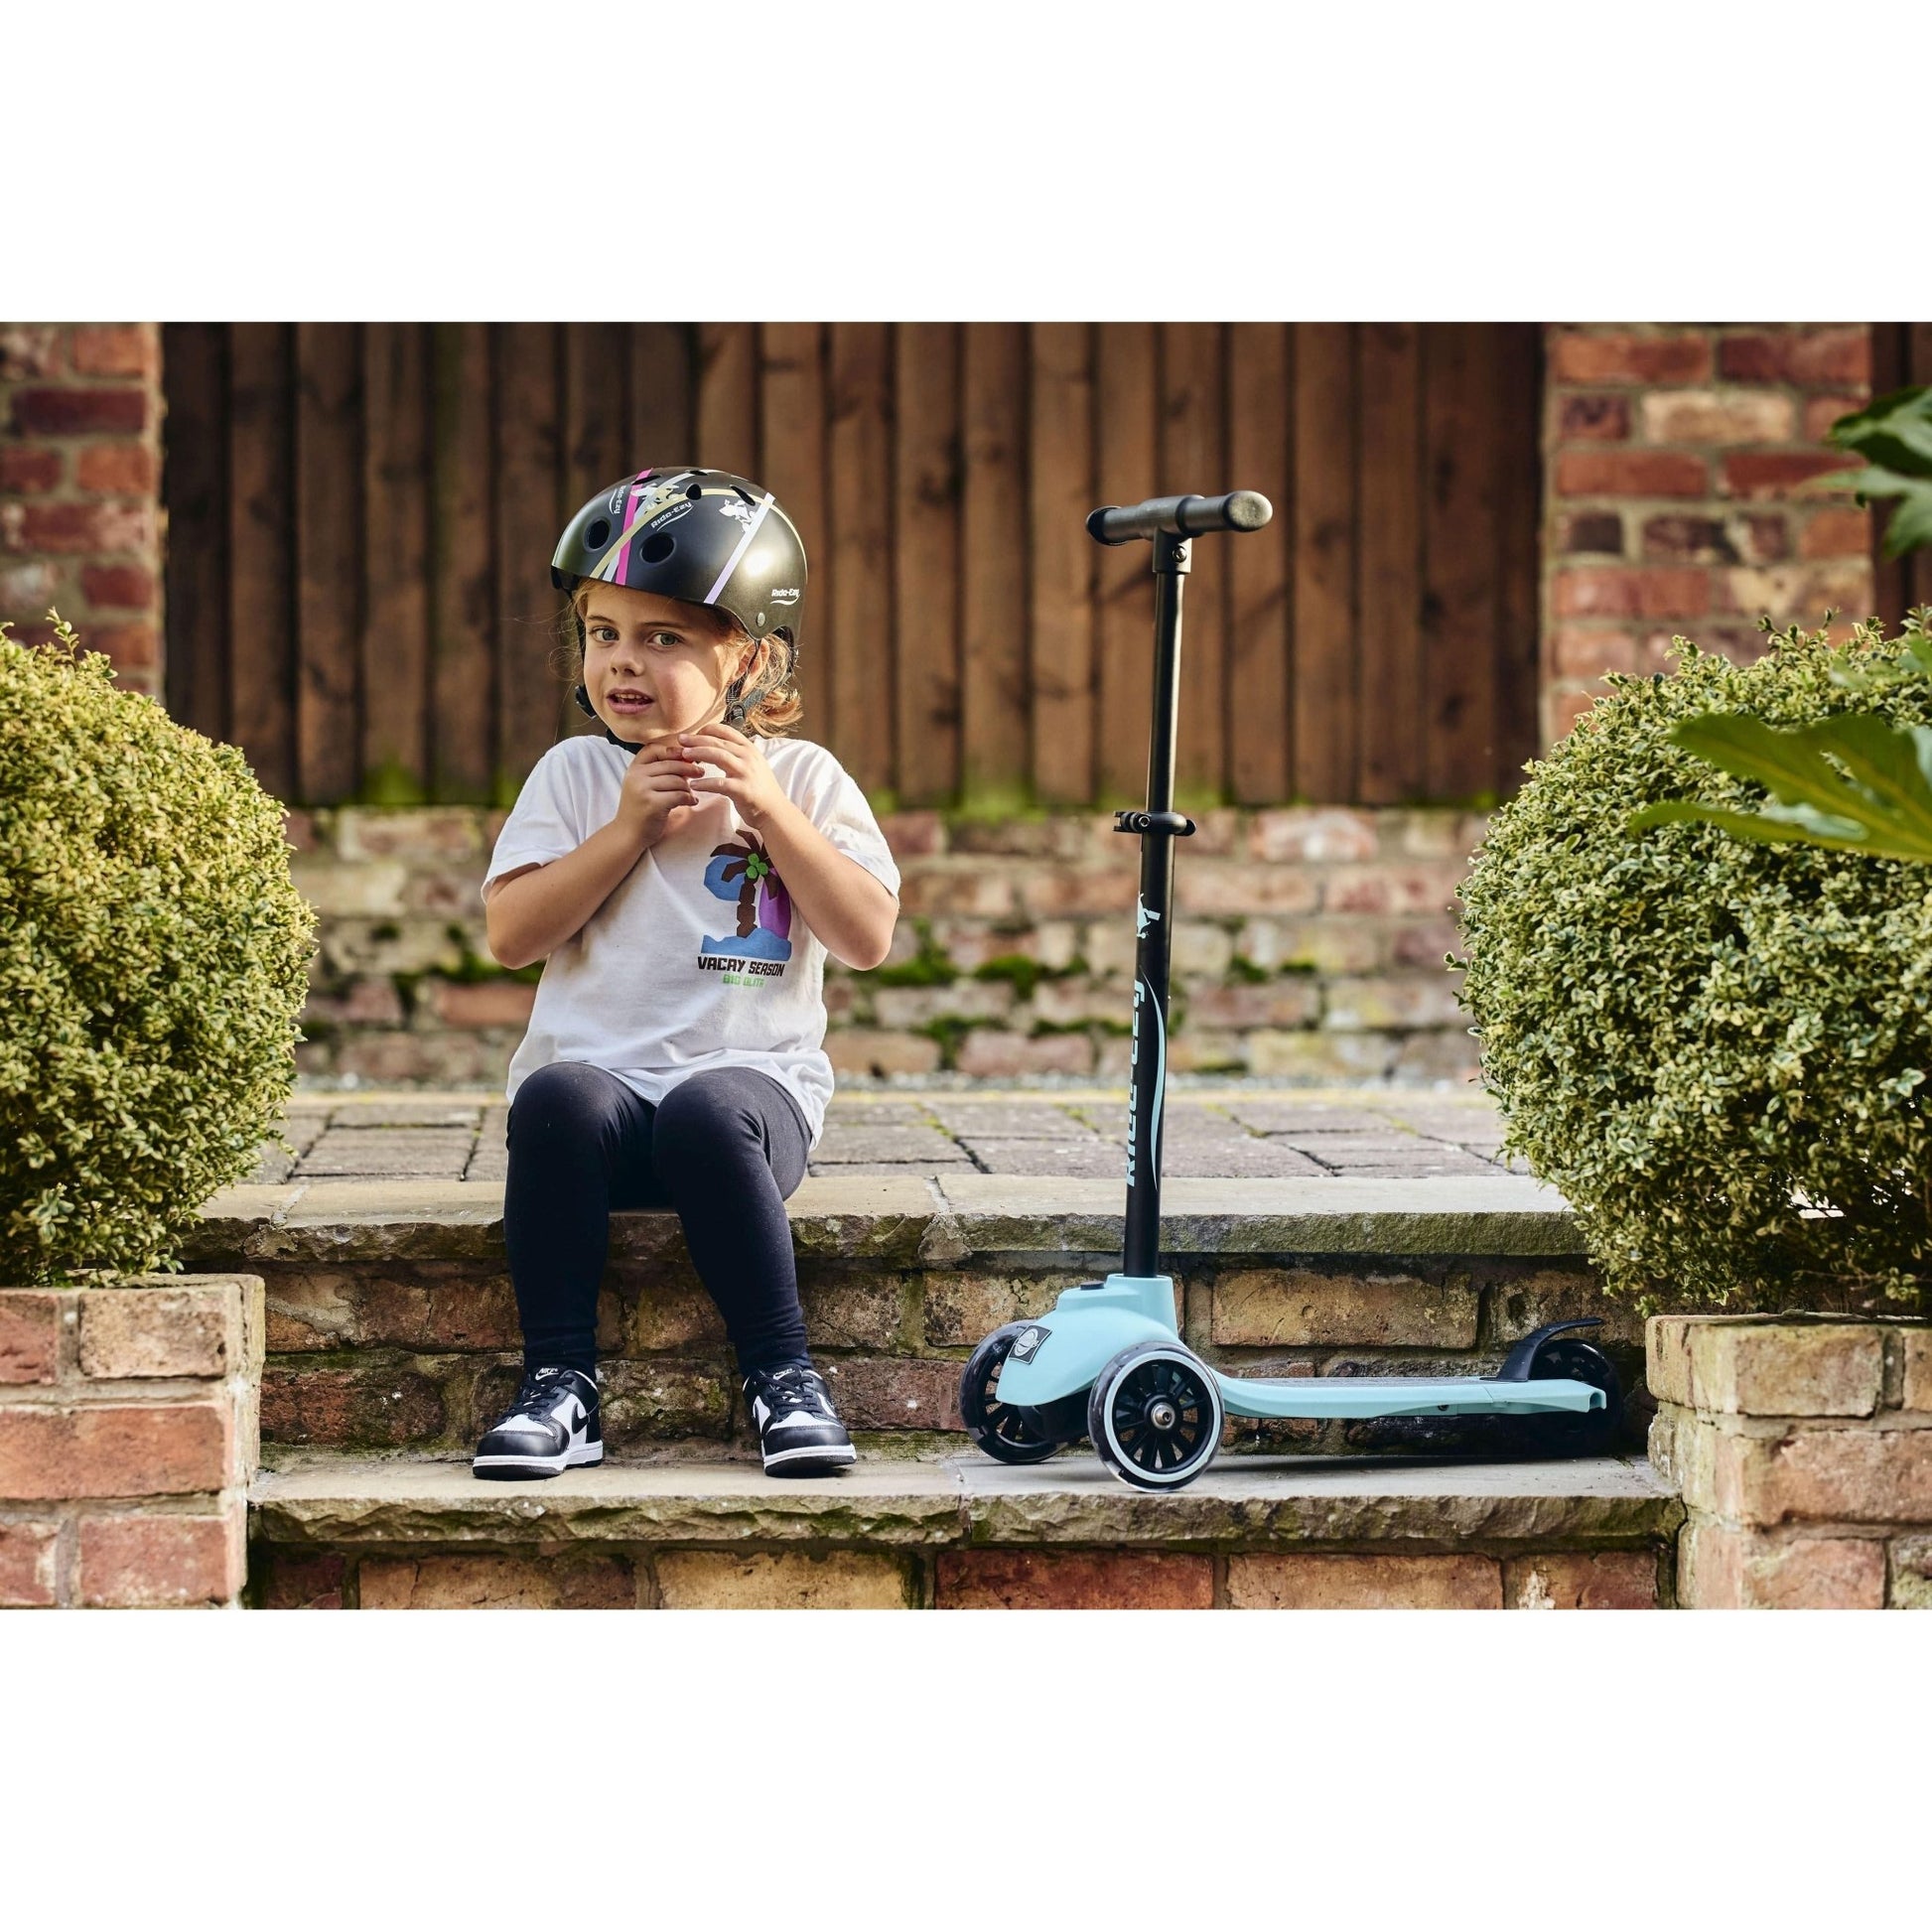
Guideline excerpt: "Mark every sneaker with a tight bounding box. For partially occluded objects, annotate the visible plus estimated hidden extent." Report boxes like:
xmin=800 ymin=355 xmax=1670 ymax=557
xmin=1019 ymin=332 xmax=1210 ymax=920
xmin=473 ymin=1366 xmax=604 ymax=1480
xmin=744 ymin=1363 xmax=857 ymax=1476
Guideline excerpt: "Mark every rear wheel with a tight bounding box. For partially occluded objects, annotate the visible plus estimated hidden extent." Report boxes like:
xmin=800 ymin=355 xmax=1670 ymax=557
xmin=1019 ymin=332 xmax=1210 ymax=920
xmin=959 ymin=1322 xmax=1061 ymax=1464
xmin=1088 ymin=1342 xmax=1223 ymax=1491
xmin=1519 ymin=1335 xmax=1622 ymax=1457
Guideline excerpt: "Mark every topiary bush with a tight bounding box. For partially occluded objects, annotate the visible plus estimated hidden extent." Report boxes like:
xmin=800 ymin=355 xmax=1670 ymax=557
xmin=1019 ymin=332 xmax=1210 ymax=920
xmin=1459 ymin=613 xmax=1932 ymax=1311
xmin=0 ymin=617 xmax=316 ymax=1286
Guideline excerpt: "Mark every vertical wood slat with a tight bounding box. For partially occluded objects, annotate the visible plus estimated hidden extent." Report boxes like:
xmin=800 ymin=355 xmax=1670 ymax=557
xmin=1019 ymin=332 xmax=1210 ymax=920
xmin=628 ymin=324 xmax=695 ymax=467
xmin=960 ymin=323 xmax=1031 ymax=806
xmin=696 ymin=323 xmax=759 ymax=482
xmin=893 ymin=324 xmax=961 ymax=807
xmin=758 ymin=325 xmax=831 ymax=739
xmin=429 ymin=324 xmax=496 ymax=804
xmin=294 ymin=323 xmax=362 ymax=804
xmin=1093 ymin=323 xmax=1158 ymax=806
xmin=1491 ymin=325 xmax=1544 ymax=793
xmin=1225 ymin=323 xmax=1292 ymax=805
xmin=225 ymin=325 xmax=295 ymax=802
xmin=1355 ymin=322 xmax=1424 ymax=803
xmin=160 ymin=322 xmax=228 ymax=745
xmin=1292 ymin=323 xmax=1357 ymax=803
xmin=1869 ymin=324 xmax=1907 ymax=629
xmin=1422 ymin=323 xmax=1500 ymax=801
xmin=1029 ymin=323 xmax=1095 ymax=805
xmin=560 ymin=326 xmax=631 ymax=742
xmin=1160 ymin=324 xmax=1226 ymax=800
xmin=828 ymin=324 xmax=895 ymax=796
xmin=492 ymin=324 xmax=564 ymax=797
xmin=361 ymin=323 xmax=431 ymax=801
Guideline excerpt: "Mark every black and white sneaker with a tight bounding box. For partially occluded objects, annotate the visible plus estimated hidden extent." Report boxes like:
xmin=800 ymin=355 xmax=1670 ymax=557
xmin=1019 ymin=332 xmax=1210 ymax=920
xmin=473 ymin=1366 xmax=604 ymax=1480
xmin=745 ymin=1364 xmax=857 ymax=1476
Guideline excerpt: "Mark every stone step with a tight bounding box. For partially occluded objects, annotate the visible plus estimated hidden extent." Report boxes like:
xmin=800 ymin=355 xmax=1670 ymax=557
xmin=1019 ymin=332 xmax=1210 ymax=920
xmin=249 ymin=1449 xmax=1680 ymax=1608
xmin=187 ymin=1172 xmax=1644 ymax=1460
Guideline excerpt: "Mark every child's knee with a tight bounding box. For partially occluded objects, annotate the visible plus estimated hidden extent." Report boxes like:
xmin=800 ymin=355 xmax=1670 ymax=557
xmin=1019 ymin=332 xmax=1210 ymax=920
xmin=509 ymin=1061 xmax=622 ymax=1151
xmin=653 ymin=1080 xmax=760 ymax=1165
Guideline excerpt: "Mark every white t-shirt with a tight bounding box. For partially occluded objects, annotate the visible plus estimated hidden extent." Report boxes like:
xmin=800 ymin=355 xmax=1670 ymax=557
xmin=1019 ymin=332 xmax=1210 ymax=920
xmin=482 ymin=734 xmax=899 ymax=1147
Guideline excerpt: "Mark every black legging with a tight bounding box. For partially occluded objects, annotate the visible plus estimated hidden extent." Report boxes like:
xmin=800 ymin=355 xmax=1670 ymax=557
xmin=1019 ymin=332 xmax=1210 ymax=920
xmin=502 ymin=1060 xmax=812 ymax=1379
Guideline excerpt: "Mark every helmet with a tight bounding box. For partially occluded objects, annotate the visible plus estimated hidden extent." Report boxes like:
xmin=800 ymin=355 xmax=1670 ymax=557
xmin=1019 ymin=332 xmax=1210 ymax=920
xmin=553 ymin=467 xmax=807 ymax=739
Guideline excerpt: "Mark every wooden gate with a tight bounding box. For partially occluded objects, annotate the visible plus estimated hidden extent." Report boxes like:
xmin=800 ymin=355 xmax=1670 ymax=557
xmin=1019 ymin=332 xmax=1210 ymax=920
xmin=1872 ymin=324 xmax=1932 ymax=628
xmin=162 ymin=323 xmax=1541 ymax=810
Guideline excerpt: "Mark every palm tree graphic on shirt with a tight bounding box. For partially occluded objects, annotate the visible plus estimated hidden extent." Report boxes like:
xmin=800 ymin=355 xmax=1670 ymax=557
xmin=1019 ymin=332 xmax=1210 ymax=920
xmin=700 ymin=832 xmax=793 ymax=963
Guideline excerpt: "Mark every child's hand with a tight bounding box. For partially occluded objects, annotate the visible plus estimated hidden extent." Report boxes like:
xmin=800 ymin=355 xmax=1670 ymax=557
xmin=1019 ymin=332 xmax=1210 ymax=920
xmin=615 ymin=737 xmax=702 ymax=849
xmin=678 ymin=724 xmax=786 ymax=829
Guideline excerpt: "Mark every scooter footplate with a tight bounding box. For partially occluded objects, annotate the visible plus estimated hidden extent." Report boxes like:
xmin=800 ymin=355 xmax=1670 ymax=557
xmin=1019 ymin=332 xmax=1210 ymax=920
xmin=1217 ymin=1375 xmax=1604 ymax=1422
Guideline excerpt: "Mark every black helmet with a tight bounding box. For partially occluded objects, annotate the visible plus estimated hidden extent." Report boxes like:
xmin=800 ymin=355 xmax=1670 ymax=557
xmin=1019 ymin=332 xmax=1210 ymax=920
xmin=551 ymin=466 xmax=807 ymax=646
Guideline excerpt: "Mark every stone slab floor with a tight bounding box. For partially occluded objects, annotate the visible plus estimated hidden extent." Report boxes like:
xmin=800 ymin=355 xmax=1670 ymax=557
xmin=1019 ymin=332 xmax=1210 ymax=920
xmin=252 ymin=1087 xmax=1519 ymax=1187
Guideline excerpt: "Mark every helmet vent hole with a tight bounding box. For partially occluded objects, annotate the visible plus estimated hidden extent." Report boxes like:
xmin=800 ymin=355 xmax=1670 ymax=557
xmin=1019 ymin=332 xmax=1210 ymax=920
xmin=640 ymin=533 xmax=676 ymax=566
xmin=733 ymin=485 xmax=757 ymax=505
xmin=586 ymin=518 xmax=611 ymax=550
xmin=685 ymin=483 xmax=703 ymax=500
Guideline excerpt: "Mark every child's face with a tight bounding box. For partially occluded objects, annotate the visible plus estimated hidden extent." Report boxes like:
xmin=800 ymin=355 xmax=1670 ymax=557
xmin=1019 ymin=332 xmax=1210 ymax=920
xmin=578 ymin=587 xmax=757 ymax=741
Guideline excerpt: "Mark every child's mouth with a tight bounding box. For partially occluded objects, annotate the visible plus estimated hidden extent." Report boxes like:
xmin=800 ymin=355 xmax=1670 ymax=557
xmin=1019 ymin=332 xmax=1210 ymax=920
xmin=607 ymin=691 xmax=652 ymax=714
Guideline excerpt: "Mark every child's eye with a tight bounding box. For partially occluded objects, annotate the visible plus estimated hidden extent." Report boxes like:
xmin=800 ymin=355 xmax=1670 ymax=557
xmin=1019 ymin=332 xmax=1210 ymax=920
xmin=647 ymin=630 xmax=682 ymax=650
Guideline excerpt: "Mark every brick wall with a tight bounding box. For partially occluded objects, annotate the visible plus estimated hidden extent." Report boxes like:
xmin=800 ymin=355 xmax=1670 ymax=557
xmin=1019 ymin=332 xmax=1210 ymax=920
xmin=0 ymin=1274 xmax=263 ymax=1607
xmin=285 ymin=802 xmax=1486 ymax=1088
xmin=1542 ymin=324 xmax=1875 ymax=745
xmin=1649 ymin=1314 xmax=1932 ymax=1609
xmin=0 ymin=324 xmax=165 ymax=696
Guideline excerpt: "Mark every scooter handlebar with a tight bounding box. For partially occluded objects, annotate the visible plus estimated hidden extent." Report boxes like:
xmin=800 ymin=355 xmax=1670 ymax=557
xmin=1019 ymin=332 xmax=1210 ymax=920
xmin=1086 ymin=490 xmax=1273 ymax=545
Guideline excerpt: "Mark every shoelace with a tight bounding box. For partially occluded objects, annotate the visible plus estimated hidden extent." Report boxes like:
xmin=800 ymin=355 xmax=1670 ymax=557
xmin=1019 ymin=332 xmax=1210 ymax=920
xmin=754 ymin=1367 xmax=830 ymax=1420
xmin=499 ymin=1370 xmax=581 ymax=1426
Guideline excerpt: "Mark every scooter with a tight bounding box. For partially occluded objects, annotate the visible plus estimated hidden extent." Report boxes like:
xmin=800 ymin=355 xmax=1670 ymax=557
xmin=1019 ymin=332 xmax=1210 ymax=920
xmin=957 ymin=489 xmax=1620 ymax=1491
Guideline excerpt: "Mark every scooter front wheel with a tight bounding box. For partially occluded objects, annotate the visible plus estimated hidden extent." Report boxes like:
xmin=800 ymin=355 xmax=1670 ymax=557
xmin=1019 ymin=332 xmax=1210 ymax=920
xmin=1088 ymin=1342 xmax=1224 ymax=1491
xmin=959 ymin=1322 xmax=1063 ymax=1464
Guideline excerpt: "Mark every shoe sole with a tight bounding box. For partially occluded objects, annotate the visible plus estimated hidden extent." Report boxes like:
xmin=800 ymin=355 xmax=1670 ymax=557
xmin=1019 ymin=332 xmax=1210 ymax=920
xmin=472 ymin=1443 xmax=606 ymax=1481
xmin=761 ymin=1442 xmax=859 ymax=1476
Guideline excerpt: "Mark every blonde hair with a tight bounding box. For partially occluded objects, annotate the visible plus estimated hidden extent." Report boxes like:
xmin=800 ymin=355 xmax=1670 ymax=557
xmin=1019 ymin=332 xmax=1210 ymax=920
xmin=562 ymin=586 xmax=803 ymax=738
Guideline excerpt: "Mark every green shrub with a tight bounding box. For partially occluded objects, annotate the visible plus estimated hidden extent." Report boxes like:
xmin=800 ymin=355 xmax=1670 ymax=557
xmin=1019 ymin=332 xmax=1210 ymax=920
xmin=1459 ymin=614 xmax=1932 ymax=1311
xmin=0 ymin=618 xmax=316 ymax=1285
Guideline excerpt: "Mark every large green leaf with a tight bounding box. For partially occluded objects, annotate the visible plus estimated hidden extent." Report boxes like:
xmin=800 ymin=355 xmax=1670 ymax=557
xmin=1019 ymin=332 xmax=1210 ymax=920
xmin=1629 ymin=709 xmax=1932 ymax=862
xmin=1824 ymin=386 xmax=1932 ymax=558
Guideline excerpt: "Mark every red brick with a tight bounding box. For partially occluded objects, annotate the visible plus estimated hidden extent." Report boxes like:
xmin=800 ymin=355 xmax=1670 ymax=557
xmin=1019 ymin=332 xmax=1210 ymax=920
xmin=1248 ymin=808 xmax=1379 ymax=864
xmin=0 ymin=447 xmax=63 ymax=494
xmin=1722 ymin=451 xmax=1861 ymax=497
xmin=1227 ymin=1553 xmax=1502 ymax=1608
xmin=8 ymin=387 xmax=148 ymax=437
xmin=74 ymin=444 xmax=156 ymax=494
xmin=1321 ymin=862 xmax=1465 ymax=916
xmin=821 ymin=1353 xmax=963 ymax=1431
xmin=1717 ymin=328 xmax=1870 ymax=389
xmin=424 ymin=979 xmax=537 ymax=1028
xmin=823 ymin=1029 xmax=943 ymax=1077
xmin=1175 ymin=861 xmax=1319 ymax=915
xmin=260 ymin=1365 xmax=444 ymax=1449
xmin=1551 ymin=627 xmax=1643 ymax=679
xmin=936 ymin=1550 xmax=1215 ymax=1609
xmin=0 ymin=325 xmax=64 ymax=380
xmin=78 ymin=562 xmax=156 ymax=611
xmin=282 ymin=809 xmax=321 ymax=853
xmin=1553 ymin=566 xmax=1709 ymax=621
xmin=1556 ymin=393 xmax=1629 ymax=441
xmin=69 ymin=326 xmax=158 ymax=380
xmin=875 ymin=809 xmax=945 ymax=857
xmin=358 ymin=1553 xmax=634 ymax=1609
xmin=1800 ymin=507 xmax=1874 ymax=559
xmin=1803 ymin=393 xmax=1868 ymax=442
xmin=2 ymin=497 xmax=155 ymax=555
xmin=1547 ymin=687 xmax=1606 ymax=741
xmin=1557 ymin=510 xmax=1623 ymax=555
xmin=953 ymin=1031 xmax=1094 ymax=1078
xmin=257 ymin=1550 xmax=346 ymax=1609
xmin=76 ymin=1509 xmax=244 ymax=1607
xmin=87 ymin=621 xmax=158 ymax=670
xmin=1551 ymin=332 xmax=1711 ymax=386
xmin=1016 ymin=868 xmax=1140 ymax=917
xmin=0 ymin=1294 xmax=62 ymax=1384
xmin=1680 ymin=1521 xmax=1884 ymax=1609
xmin=0 ymin=1401 xmax=231 ymax=1500
xmin=1504 ymin=1550 xmax=1657 ymax=1608
xmin=1555 ymin=450 xmax=1710 ymax=498
xmin=77 ymin=1287 xmax=232 ymax=1380
xmin=0 ymin=1520 xmax=61 ymax=1606
xmin=1640 ymin=511 xmax=1787 ymax=566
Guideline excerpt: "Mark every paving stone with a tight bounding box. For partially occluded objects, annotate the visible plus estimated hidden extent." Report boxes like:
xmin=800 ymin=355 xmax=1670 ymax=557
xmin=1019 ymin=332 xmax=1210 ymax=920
xmin=956 ymin=1137 xmax=1127 ymax=1179
xmin=326 ymin=1101 xmax=486 ymax=1129
xmin=921 ymin=1100 xmax=1100 ymax=1140
xmin=812 ymin=1124 xmax=965 ymax=1167
xmin=808 ymin=1162 xmax=973 ymax=1177
xmin=1305 ymin=1154 xmax=1503 ymax=1178
xmin=1218 ymin=1101 xmax=1413 ymax=1136
xmin=818 ymin=1100 xmax=941 ymax=1128
xmin=298 ymin=1128 xmax=478 ymax=1178
xmin=1160 ymin=1140 xmax=1330 ymax=1178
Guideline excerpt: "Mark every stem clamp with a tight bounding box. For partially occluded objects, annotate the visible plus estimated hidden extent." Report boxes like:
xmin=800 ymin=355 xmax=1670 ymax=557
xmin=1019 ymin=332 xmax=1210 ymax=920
xmin=1114 ymin=810 xmax=1196 ymax=838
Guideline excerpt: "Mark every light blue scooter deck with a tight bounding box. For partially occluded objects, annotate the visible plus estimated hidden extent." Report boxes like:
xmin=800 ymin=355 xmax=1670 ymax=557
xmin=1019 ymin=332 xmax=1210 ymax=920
xmin=1217 ymin=1374 xmax=1602 ymax=1421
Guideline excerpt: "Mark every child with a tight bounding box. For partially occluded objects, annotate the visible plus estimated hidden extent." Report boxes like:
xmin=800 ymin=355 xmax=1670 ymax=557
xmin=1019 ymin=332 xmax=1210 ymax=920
xmin=474 ymin=467 xmax=899 ymax=1480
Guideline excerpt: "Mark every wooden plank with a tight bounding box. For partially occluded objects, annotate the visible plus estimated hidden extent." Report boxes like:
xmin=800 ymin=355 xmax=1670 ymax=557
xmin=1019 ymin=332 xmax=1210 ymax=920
xmin=1491 ymin=324 xmax=1544 ymax=789
xmin=293 ymin=323 xmax=362 ymax=804
xmin=226 ymin=324 xmax=295 ymax=801
xmin=1029 ymin=323 xmax=1095 ymax=804
xmin=960 ymin=322 xmax=1030 ymax=808
xmin=429 ymin=323 xmax=495 ymax=803
xmin=1422 ymin=323 xmax=1501 ymax=802
xmin=1354 ymin=322 xmax=1424 ymax=802
xmin=827 ymin=323 xmax=895 ymax=795
xmin=1093 ymin=323 xmax=1158 ymax=805
xmin=1912 ymin=325 xmax=1932 ymax=618
xmin=1291 ymin=323 xmax=1357 ymax=804
xmin=360 ymin=323 xmax=431 ymax=802
xmin=1868 ymin=324 xmax=1905 ymax=631
xmin=160 ymin=322 xmax=228 ymax=744
xmin=492 ymin=323 xmax=565 ymax=796
xmin=564 ymin=324 xmax=630 ymax=506
xmin=1160 ymin=323 xmax=1227 ymax=800
xmin=627 ymin=323 xmax=694 ymax=467
xmin=758 ymin=324 xmax=831 ymax=742
xmin=696 ymin=322 xmax=759 ymax=480
xmin=1225 ymin=323 xmax=1292 ymax=805
xmin=893 ymin=323 xmax=961 ymax=805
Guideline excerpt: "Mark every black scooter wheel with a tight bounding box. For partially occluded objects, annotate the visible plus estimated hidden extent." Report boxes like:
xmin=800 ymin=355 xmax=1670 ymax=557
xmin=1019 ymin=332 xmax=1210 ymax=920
xmin=1088 ymin=1342 xmax=1223 ymax=1491
xmin=959 ymin=1322 xmax=1062 ymax=1464
xmin=1520 ymin=1335 xmax=1623 ymax=1458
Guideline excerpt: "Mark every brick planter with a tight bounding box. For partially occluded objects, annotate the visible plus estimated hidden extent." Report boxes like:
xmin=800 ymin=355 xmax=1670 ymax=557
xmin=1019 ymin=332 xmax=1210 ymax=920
xmin=0 ymin=1274 xmax=263 ymax=1608
xmin=1647 ymin=1314 xmax=1932 ymax=1609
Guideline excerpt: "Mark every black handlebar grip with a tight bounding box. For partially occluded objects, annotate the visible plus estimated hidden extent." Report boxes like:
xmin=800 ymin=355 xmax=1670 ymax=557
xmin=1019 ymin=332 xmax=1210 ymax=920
xmin=1086 ymin=490 xmax=1273 ymax=545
